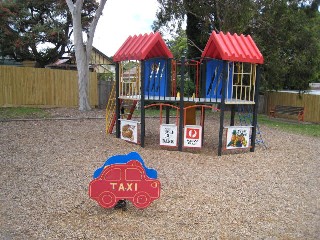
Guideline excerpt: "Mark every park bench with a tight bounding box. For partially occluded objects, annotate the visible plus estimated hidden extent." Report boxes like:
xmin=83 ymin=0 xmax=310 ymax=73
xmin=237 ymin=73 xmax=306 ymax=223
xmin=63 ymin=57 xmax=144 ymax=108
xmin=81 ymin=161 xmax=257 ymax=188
xmin=269 ymin=105 xmax=305 ymax=122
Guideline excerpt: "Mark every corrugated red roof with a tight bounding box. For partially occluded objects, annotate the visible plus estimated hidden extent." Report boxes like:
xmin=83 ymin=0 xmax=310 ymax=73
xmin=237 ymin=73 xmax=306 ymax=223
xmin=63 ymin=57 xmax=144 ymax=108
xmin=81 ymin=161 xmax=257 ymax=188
xmin=113 ymin=32 xmax=173 ymax=62
xmin=201 ymin=31 xmax=264 ymax=64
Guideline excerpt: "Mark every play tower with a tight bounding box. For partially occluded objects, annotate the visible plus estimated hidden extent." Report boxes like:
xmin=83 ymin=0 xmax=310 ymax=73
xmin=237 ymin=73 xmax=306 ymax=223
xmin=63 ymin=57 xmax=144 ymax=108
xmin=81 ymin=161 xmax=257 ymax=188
xmin=106 ymin=31 xmax=264 ymax=156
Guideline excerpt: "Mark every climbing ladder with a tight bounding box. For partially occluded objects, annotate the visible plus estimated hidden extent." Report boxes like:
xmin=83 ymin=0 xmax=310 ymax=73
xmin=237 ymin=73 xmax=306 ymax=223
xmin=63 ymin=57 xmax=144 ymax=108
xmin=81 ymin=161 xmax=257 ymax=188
xmin=237 ymin=105 xmax=267 ymax=149
xmin=105 ymin=82 xmax=138 ymax=134
xmin=105 ymin=81 xmax=116 ymax=134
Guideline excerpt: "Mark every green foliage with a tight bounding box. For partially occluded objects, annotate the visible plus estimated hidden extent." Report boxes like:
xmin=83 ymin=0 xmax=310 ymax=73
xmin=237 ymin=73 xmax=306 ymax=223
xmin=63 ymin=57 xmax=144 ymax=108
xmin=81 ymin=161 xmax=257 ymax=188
xmin=98 ymin=72 xmax=114 ymax=81
xmin=152 ymin=0 xmax=185 ymax=35
xmin=154 ymin=0 xmax=320 ymax=91
xmin=176 ymin=75 xmax=195 ymax=97
xmin=166 ymin=29 xmax=187 ymax=59
xmin=253 ymin=0 xmax=320 ymax=91
xmin=153 ymin=0 xmax=255 ymax=59
xmin=0 ymin=0 xmax=98 ymax=67
xmin=122 ymin=61 xmax=139 ymax=71
xmin=185 ymin=7 xmax=211 ymax=59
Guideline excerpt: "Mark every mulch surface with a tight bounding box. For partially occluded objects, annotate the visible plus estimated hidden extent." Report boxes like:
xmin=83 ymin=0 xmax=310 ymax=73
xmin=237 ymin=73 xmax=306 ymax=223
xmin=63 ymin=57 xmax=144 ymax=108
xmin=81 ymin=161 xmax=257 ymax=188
xmin=1 ymin=108 xmax=319 ymax=239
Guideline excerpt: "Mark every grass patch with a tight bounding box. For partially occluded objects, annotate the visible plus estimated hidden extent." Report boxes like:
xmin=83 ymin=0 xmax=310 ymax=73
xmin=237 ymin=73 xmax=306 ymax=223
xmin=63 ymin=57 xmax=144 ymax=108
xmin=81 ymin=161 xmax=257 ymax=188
xmin=144 ymin=108 xmax=166 ymax=117
xmin=2 ymin=107 xmax=317 ymax=137
xmin=0 ymin=107 xmax=50 ymax=120
xmin=258 ymin=114 xmax=320 ymax=137
xmin=136 ymin=108 xmax=320 ymax=138
xmin=135 ymin=107 xmax=178 ymax=117
xmin=140 ymin=106 xmax=220 ymax=117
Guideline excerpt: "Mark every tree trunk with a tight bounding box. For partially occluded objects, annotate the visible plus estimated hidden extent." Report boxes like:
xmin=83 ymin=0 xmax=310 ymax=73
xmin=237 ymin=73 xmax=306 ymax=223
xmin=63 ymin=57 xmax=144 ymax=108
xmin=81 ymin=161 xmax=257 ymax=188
xmin=74 ymin=22 xmax=91 ymax=111
xmin=66 ymin=0 xmax=107 ymax=111
xmin=66 ymin=0 xmax=91 ymax=111
xmin=77 ymin=56 xmax=91 ymax=111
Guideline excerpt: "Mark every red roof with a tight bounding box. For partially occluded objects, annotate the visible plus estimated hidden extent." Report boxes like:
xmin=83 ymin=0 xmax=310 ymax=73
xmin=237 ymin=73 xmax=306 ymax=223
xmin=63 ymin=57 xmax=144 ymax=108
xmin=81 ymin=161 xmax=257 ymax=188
xmin=113 ymin=32 xmax=173 ymax=62
xmin=201 ymin=32 xmax=264 ymax=64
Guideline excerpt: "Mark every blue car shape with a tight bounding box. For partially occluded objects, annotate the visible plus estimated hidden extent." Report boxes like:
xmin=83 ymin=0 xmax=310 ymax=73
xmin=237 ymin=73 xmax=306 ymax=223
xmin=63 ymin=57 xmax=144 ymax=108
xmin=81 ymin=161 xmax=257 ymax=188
xmin=92 ymin=152 xmax=158 ymax=179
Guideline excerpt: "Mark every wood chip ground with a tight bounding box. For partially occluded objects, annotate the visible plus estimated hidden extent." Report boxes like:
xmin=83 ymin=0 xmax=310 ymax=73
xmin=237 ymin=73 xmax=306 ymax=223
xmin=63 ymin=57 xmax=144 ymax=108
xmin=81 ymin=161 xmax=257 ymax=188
xmin=0 ymin=108 xmax=319 ymax=239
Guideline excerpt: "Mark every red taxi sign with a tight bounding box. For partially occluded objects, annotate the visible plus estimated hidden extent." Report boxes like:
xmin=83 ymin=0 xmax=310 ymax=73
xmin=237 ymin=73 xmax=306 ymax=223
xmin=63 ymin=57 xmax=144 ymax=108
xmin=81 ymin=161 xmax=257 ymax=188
xmin=89 ymin=159 xmax=160 ymax=209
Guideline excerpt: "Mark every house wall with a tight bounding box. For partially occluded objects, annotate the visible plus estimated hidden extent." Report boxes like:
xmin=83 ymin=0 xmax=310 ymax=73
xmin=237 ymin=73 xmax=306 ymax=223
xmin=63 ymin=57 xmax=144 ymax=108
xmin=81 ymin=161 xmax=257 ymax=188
xmin=0 ymin=65 xmax=98 ymax=107
xmin=90 ymin=50 xmax=114 ymax=74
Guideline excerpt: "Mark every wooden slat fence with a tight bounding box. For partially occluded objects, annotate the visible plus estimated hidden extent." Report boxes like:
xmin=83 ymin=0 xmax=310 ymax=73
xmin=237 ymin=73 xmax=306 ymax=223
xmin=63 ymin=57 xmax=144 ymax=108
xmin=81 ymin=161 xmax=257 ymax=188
xmin=266 ymin=91 xmax=320 ymax=123
xmin=0 ymin=66 xmax=98 ymax=107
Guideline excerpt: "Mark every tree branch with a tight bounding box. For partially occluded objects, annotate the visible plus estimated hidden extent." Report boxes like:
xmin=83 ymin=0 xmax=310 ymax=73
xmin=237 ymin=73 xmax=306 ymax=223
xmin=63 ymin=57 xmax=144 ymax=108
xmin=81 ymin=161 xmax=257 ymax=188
xmin=86 ymin=0 xmax=107 ymax=60
xmin=187 ymin=38 xmax=203 ymax=53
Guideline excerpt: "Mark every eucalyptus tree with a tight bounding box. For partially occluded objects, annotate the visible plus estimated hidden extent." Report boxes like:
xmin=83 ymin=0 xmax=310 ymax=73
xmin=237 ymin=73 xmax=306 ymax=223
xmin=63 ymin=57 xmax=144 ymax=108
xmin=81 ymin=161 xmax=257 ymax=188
xmin=252 ymin=0 xmax=320 ymax=91
xmin=153 ymin=0 xmax=254 ymax=59
xmin=0 ymin=0 xmax=97 ymax=67
xmin=66 ymin=0 xmax=107 ymax=111
xmin=153 ymin=0 xmax=320 ymax=91
xmin=166 ymin=28 xmax=187 ymax=59
xmin=0 ymin=0 xmax=70 ymax=66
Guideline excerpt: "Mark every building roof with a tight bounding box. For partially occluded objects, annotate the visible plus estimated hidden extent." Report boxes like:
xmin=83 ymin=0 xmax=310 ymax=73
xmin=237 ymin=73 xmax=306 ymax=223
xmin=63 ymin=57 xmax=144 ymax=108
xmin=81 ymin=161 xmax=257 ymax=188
xmin=92 ymin=46 xmax=114 ymax=63
xmin=113 ymin=32 xmax=173 ymax=62
xmin=45 ymin=58 xmax=94 ymax=71
xmin=201 ymin=31 xmax=264 ymax=64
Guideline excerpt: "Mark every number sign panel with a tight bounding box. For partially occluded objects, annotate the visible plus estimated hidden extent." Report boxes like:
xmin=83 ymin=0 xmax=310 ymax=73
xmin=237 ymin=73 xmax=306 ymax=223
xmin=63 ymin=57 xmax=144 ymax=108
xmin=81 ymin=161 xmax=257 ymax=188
xmin=160 ymin=124 xmax=177 ymax=147
xmin=184 ymin=125 xmax=202 ymax=148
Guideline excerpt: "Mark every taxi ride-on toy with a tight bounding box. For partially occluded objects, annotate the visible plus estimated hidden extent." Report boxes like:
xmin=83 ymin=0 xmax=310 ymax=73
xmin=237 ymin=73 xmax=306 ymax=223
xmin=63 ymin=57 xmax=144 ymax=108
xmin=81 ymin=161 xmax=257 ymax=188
xmin=89 ymin=152 xmax=160 ymax=209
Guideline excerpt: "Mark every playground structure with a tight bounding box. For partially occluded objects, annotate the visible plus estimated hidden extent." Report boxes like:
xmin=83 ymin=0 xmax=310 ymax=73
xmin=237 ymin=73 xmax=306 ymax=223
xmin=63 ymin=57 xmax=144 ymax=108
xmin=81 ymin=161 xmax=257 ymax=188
xmin=106 ymin=31 xmax=264 ymax=156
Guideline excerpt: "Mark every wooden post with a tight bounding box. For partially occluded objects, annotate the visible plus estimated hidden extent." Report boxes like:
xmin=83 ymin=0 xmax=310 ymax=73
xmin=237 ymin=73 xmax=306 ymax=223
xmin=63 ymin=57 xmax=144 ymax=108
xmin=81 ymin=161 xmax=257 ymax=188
xmin=185 ymin=103 xmax=196 ymax=125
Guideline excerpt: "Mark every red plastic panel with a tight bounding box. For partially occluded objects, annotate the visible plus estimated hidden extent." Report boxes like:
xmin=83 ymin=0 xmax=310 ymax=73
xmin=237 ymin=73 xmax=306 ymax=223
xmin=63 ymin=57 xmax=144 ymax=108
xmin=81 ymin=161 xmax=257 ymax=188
xmin=89 ymin=160 xmax=161 ymax=209
xmin=113 ymin=32 xmax=173 ymax=62
xmin=201 ymin=31 xmax=264 ymax=64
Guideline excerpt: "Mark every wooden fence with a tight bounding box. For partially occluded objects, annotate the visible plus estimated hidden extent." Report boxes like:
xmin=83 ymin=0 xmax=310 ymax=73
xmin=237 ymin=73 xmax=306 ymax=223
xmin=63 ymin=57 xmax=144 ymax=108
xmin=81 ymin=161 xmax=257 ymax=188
xmin=0 ymin=66 xmax=98 ymax=107
xmin=266 ymin=91 xmax=320 ymax=123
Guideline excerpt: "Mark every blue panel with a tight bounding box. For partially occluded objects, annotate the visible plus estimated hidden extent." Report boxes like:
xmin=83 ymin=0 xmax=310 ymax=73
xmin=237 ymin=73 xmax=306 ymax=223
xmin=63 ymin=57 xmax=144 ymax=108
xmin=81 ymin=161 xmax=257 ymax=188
xmin=205 ymin=60 xmax=233 ymax=99
xmin=226 ymin=62 xmax=234 ymax=99
xmin=93 ymin=152 xmax=158 ymax=179
xmin=144 ymin=58 xmax=168 ymax=97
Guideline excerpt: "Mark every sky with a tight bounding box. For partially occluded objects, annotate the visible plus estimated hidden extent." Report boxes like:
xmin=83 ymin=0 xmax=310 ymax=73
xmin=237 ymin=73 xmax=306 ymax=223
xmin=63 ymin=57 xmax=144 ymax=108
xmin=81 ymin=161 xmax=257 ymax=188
xmin=93 ymin=0 xmax=160 ymax=57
